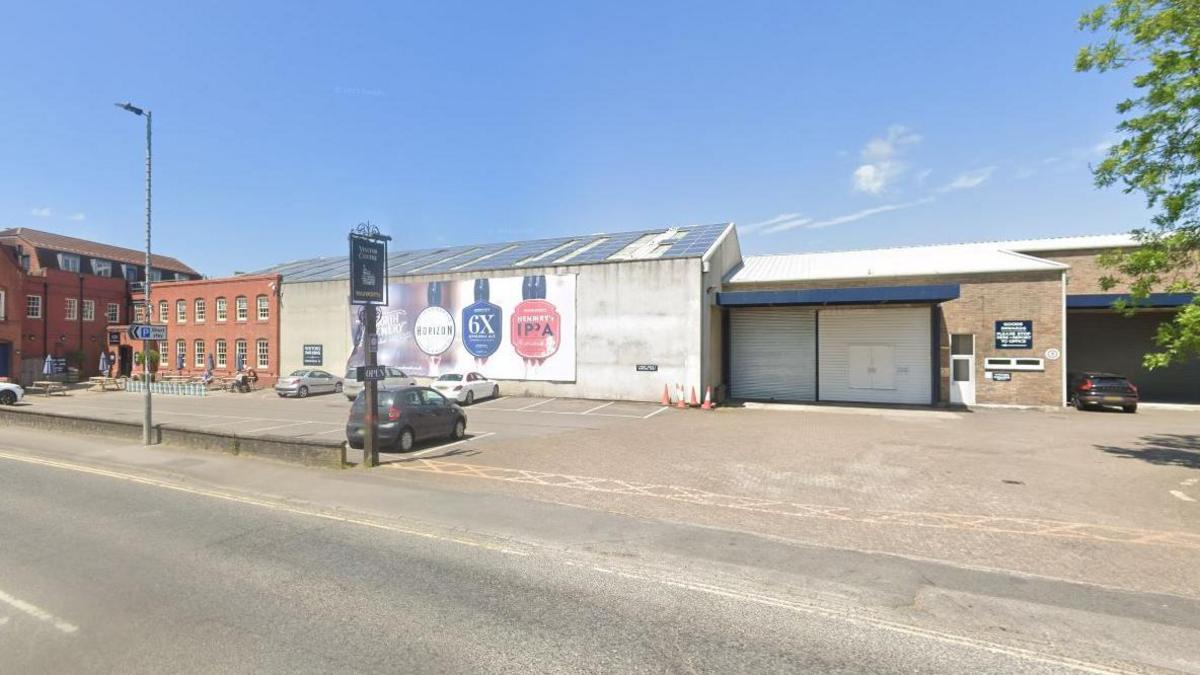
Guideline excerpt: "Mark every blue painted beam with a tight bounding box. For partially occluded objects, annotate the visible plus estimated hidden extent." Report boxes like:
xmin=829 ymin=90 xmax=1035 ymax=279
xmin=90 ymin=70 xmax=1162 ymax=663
xmin=1067 ymin=293 xmax=1195 ymax=309
xmin=716 ymin=284 xmax=961 ymax=307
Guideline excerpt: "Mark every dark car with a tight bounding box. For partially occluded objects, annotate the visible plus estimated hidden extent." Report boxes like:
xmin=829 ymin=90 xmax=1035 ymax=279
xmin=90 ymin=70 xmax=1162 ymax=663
xmin=1069 ymin=371 xmax=1139 ymax=413
xmin=345 ymin=386 xmax=467 ymax=452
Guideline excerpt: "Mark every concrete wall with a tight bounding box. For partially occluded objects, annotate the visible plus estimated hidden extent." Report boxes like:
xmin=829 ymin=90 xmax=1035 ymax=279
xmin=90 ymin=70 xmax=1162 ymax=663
xmin=280 ymin=257 xmax=707 ymax=401
xmin=702 ymin=227 xmax=742 ymax=399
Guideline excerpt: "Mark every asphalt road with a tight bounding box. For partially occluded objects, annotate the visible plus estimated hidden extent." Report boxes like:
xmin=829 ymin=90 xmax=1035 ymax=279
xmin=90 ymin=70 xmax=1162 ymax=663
xmin=0 ymin=451 xmax=1169 ymax=674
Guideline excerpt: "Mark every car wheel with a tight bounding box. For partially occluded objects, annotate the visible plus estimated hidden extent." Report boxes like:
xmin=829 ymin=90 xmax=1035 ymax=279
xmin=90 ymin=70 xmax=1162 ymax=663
xmin=1123 ymin=404 xmax=1138 ymax=413
xmin=298 ymin=386 xmax=309 ymax=398
xmin=277 ymin=393 xmax=286 ymax=398
xmin=346 ymin=394 xmax=355 ymax=402
xmin=451 ymin=417 xmax=466 ymax=440
xmin=397 ymin=427 xmax=415 ymax=452
xmin=335 ymin=382 xmax=343 ymax=393
xmin=0 ymin=391 xmax=15 ymax=405
xmin=465 ymin=390 xmax=474 ymax=405
xmin=1074 ymin=396 xmax=1087 ymax=411
xmin=492 ymin=385 xmax=499 ymax=399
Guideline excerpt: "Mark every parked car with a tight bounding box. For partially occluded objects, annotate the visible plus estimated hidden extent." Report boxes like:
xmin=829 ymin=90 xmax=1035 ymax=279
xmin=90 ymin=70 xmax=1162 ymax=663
xmin=1069 ymin=371 xmax=1139 ymax=413
xmin=342 ymin=367 xmax=418 ymax=401
xmin=431 ymin=372 xmax=499 ymax=405
xmin=0 ymin=382 xmax=24 ymax=405
xmin=275 ymin=369 xmax=343 ymax=398
xmin=345 ymin=386 xmax=467 ymax=452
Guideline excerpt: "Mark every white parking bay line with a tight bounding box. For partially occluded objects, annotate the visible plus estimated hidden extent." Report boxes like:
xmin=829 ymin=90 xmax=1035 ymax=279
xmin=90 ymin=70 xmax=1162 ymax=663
xmin=406 ymin=432 xmax=497 ymax=458
xmin=580 ymin=401 xmax=615 ymax=415
xmin=641 ymin=406 xmax=670 ymax=419
xmin=241 ymin=421 xmax=319 ymax=435
xmin=1169 ymin=490 xmax=1196 ymax=503
xmin=0 ymin=587 xmax=78 ymax=634
xmin=515 ymin=398 xmax=557 ymax=411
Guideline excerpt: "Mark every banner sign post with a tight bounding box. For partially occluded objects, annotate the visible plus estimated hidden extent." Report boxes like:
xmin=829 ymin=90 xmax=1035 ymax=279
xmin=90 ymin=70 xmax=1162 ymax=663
xmin=349 ymin=223 xmax=390 ymax=469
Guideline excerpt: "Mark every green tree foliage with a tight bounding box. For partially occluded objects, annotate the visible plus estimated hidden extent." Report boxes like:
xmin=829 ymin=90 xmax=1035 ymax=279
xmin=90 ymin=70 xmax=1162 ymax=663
xmin=1077 ymin=0 xmax=1200 ymax=367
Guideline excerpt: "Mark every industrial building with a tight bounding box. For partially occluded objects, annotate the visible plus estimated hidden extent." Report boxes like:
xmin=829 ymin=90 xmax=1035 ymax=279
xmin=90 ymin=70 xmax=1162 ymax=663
xmin=260 ymin=227 xmax=1197 ymax=406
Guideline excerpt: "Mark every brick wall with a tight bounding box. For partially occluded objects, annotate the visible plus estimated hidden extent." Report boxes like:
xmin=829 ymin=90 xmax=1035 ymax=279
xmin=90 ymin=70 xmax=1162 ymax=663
xmin=18 ymin=268 xmax=128 ymax=383
xmin=0 ymin=249 xmax=23 ymax=380
xmin=725 ymin=270 xmax=1066 ymax=407
xmin=1042 ymin=248 xmax=1200 ymax=294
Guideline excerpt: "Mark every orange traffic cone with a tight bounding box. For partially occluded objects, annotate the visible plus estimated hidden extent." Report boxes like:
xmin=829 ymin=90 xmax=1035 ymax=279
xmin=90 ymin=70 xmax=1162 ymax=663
xmin=676 ymin=384 xmax=687 ymax=409
xmin=689 ymin=386 xmax=699 ymax=407
xmin=701 ymin=386 xmax=714 ymax=410
xmin=661 ymin=384 xmax=671 ymax=406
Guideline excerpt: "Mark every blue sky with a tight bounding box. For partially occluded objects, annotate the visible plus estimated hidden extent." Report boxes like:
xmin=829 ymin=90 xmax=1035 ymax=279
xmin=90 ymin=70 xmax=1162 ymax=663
xmin=0 ymin=1 xmax=1146 ymax=276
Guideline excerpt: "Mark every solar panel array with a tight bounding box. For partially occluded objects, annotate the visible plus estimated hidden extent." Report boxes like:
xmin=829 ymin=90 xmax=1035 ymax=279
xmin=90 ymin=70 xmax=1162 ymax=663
xmin=256 ymin=223 xmax=729 ymax=282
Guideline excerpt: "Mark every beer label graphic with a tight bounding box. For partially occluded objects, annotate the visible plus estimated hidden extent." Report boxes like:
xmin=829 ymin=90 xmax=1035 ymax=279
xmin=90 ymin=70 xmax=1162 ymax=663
xmin=511 ymin=276 xmax=560 ymax=360
xmin=462 ymin=278 xmax=502 ymax=359
xmin=414 ymin=282 xmax=454 ymax=357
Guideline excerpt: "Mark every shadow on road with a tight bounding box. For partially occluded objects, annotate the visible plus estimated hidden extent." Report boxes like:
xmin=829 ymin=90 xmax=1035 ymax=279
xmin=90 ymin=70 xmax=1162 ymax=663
xmin=1096 ymin=434 xmax=1200 ymax=469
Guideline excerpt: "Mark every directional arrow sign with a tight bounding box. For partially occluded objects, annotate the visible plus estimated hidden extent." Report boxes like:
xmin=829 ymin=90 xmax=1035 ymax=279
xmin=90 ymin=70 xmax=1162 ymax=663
xmin=128 ymin=323 xmax=168 ymax=341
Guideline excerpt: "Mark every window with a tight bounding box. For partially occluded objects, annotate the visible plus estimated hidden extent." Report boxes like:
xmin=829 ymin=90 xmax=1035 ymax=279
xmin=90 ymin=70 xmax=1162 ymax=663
xmin=149 ymin=269 xmax=163 ymax=282
xmin=235 ymin=339 xmax=247 ymax=369
xmin=82 ymin=299 xmax=95 ymax=321
xmin=58 ymin=253 xmax=80 ymax=273
xmin=106 ymin=302 xmax=119 ymax=323
xmin=0 ymin=288 xmax=6 ymax=321
xmin=983 ymin=357 xmax=1044 ymax=372
xmin=215 ymin=339 xmax=228 ymax=368
xmin=175 ymin=339 xmax=186 ymax=368
xmin=134 ymin=304 xmax=146 ymax=322
xmin=159 ymin=341 xmax=168 ymax=367
xmin=158 ymin=300 xmax=169 ymax=323
xmin=256 ymin=339 xmax=269 ymax=368
xmin=194 ymin=340 xmax=206 ymax=368
xmin=194 ymin=298 xmax=206 ymax=322
xmin=92 ymin=259 xmax=112 ymax=277
xmin=176 ymin=299 xmax=186 ymax=323
xmin=122 ymin=265 xmax=139 ymax=282
xmin=175 ymin=272 xmax=189 ymax=281
xmin=235 ymin=296 xmax=248 ymax=321
xmin=65 ymin=298 xmax=79 ymax=321
xmin=25 ymin=295 xmax=42 ymax=319
xmin=256 ymin=295 xmax=269 ymax=321
xmin=216 ymin=297 xmax=228 ymax=322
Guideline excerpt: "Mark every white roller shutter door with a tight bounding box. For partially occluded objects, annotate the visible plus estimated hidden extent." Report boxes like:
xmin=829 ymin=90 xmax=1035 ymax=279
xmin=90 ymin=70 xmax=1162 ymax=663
xmin=729 ymin=307 xmax=816 ymax=400
xmin=818 ymin=306 xmax=931 ymax=405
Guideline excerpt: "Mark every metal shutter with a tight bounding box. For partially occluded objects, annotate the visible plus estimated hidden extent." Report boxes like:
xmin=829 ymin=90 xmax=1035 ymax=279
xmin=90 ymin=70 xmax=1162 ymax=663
xmin=729 ymin=307 xmax=816 ymax=400
xmin=818 ymin=306 xmax=931 ymax=405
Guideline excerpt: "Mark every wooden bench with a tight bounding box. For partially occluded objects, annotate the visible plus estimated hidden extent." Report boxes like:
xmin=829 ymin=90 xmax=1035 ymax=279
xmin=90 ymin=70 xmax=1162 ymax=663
xmin=87 ymin=377 xmax=124 ymax=392
xmin=31 ymin=380 xmax=67 ymax=396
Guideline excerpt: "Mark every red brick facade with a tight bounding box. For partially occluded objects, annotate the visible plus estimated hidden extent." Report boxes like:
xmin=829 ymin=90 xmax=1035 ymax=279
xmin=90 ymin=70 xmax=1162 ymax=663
xmin=114 ymin=274 xmax=283 ymax=386
xmin=0 ymin=248 xmax=24 ymax=381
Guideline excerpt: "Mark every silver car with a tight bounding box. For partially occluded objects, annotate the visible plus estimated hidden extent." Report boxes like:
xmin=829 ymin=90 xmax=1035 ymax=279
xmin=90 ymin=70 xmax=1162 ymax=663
xmin=275 ymin=369 xmax=343 ymax=398
xmin=342 ymin=367 xmax=417 ymax=401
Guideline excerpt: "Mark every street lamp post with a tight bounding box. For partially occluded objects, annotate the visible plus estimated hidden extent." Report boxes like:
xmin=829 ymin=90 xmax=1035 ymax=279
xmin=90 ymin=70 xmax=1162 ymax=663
xmin=115 ymin=101 xmax=154 ymax=445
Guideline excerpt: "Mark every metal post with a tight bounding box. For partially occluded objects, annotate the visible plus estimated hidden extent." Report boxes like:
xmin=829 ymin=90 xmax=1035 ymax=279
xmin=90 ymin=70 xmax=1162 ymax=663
xmin=142 ymin=110 xmax=153 ymax=445
xmin=362 ymin=307 xmax=379 ymax=468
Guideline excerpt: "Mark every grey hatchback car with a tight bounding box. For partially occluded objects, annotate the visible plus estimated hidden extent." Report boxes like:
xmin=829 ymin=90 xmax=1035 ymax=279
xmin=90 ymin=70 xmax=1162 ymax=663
xmin=345 ymin=386 xmax=467 ymax=452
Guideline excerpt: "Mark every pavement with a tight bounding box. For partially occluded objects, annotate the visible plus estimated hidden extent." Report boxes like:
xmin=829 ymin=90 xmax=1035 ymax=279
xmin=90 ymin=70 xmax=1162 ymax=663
xmin=2 ymin=428 xmax=1198 ymax=673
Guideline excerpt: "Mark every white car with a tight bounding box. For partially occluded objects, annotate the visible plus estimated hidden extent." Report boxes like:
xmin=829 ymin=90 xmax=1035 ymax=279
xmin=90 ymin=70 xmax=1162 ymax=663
xmin=431 ymin=372 xmax=499 ymax=405
xmin=343 ymin=367 xmax=418 ymax=401
xmin=0 ymin=382 xmax=25 ymax=405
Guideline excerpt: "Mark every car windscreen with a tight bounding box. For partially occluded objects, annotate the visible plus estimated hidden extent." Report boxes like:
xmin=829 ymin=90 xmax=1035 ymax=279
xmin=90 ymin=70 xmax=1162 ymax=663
xmin=350 ymin=391 xmax=398 ymax=413
xmin=437 ymin=374 xmax=463 ymax=381
xmin=289 ymin=370 xmax=308 ymax=377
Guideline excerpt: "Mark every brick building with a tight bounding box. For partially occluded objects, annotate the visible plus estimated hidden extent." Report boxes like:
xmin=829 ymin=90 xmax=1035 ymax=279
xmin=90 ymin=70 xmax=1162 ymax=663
xmin=112 ymin=273 xmax=283 ymax=386
xmin=0 ymin=227 xmax=198 ymax=384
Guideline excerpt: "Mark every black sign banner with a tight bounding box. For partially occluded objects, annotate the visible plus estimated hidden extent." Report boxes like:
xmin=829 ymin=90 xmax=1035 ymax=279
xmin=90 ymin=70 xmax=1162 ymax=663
xmin=349 ymin=234 xmax=388 ymax=306
xmin=994 ymin=320 xmax=1033 ymax=349
xmin=356 ymin=365 xmax=388 ymax=382
xmin=302 ymin=344 xmax=323 ymax=366
xmin=636 ymin=364 xmax=658 ymax=372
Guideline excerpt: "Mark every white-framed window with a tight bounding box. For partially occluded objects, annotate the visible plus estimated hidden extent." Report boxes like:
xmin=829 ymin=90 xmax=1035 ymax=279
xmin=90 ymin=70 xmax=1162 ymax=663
xmin=0 ymin=288 xmax=6 ymax=321
xmin=256 ymin=339 xmax=269 ymax=368
xmin=159 ymin=341 xmax=168 ymax=367
xmin=235 ymin=296 xmax=248 ymax=321
xmin=256 ymin=295 xmax=269 ymax=321
xmin=82 ymin=299 xmax=95 ymax=321
xmin=175 ymin=339 xmax=186 ymax=367
xmin=92 ymin=259 xmax=112 ymax=277
xmin=235 ymin=339 xmax=247 ymax=369
xmin=194 ymin=339 xmax=206 ymax=368
xmin=194 ymin=298 xmax=206 ymax=322
xmin=175 ymin=299 xmax=186 ymax=323
xmin=122 ymin=264 xmax=139 ymax=282
xmin=216 ymin=297 xmax=228 ymax=322
xmin=134 ymin=304 xmax=145 ymax=322
xmin=58 ymin=253 xmax=80 ymax=273
xmin=215 ymin=339 xmax=228 ymax=368
xmin=158 ymin=300 xmax=168 ymax=323
xmin=175 ymin=272 xmax=189 ymax=281
xmin=106 ymin=302 xmax=119 ymax=323
xmin=65 ymin=298 xmax=78 ymax=320
xmin=149 ymin=269 xmax=163 ymax=282
xmin=26 ymin=295 xmax=42 ymax=319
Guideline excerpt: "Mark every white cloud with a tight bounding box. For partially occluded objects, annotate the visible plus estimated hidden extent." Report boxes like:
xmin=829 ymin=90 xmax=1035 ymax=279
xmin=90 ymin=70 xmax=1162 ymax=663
xmin=761 ymin=197 xmax=934 ymax=234
xmin=852 ymin=125 xmax=921 ymax=195
xmin=742 ymin=212 xmax=810 ymax=234
xmin=939 ymin=166 xmax=995 ymax=192
xmin=30 ymin=207 xmax=53 ymax=217
xmin=68 ymin=212 xmax=86 ymax=221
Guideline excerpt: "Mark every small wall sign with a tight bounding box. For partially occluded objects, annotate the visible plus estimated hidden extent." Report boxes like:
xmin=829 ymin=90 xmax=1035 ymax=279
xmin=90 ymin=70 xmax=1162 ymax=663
xmin=992 ymin=372 xmax=1012 ymax=382
xmin=108 ymin=331 xmax=122 ymax=345
xmin=302 ymin=344 xmax=323 ymax=366
xmin=1044 ymin=347 xmax=1061 ymax=361
xmin=636 ymin=364 xmax=658 ymax=372
xmin=995 ymin=320 xmax=1033 ymax=349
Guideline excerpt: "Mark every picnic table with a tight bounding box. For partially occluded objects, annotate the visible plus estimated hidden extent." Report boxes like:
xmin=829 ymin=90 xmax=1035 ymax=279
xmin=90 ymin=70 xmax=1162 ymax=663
xmin=87 ymin=377 xmax=124 ymax=392
xmin=31 ymin=380 xmax=67 ymax=396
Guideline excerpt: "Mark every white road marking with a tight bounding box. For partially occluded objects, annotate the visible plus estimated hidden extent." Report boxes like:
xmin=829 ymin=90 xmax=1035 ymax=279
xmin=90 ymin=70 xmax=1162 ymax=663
xmin=1182 ymin=478 xmax=1198 ymax=487
xmin=0 ymin=616 xmax=9 ymax=627
xmin=580 ymin=401 xmax=616 ymax=415
xmin=641 ymin=406 xmax=670 ymax=419
xmin=0 ymin=450 xmax=528 ymax=557
xmin=515 ymin=397 xmax=557 ymax=411
xmin=1169 ymin=490 xmax=1196 ymax=503
xmin=403 ymin=432 xmax=498 ymax=458
xmin=473 ymin=407 xmax=645 ymax=419
xmin=240 ymin=421 xmax=318 ymax=435
xmin=0 ymin=587 xmax=78 ymax=634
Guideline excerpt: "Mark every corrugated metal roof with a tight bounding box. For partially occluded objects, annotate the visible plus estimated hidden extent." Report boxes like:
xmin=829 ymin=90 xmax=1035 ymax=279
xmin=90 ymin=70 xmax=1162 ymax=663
xmin=258 ymin=223 xmax=732 ymax=283
xmin=728 ymin=243 xmax=1069 ymax=284
xmin=990 ymin=233 xmax=1136 ymax=252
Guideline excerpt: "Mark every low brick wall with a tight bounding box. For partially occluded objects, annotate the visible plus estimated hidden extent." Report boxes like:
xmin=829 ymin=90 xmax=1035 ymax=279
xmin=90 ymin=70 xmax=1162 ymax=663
xmin=0 ymin=406 xmax=345 ymax=469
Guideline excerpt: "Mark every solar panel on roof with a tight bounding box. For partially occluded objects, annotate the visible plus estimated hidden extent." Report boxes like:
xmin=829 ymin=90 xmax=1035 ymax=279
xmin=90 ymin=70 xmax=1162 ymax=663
xmin=569 ymin=230 xmax=654 ymax=263
xmin=661 ymin=224 xmax=725 ymax=258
